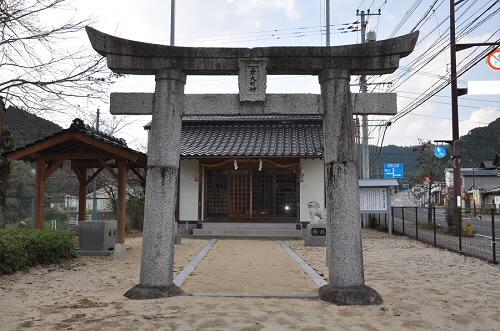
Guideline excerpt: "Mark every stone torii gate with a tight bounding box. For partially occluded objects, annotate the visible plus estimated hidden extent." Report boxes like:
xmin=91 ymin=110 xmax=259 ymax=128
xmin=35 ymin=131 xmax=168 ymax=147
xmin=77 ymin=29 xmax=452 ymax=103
xmin=86 ymin=27 xmax=418 ymax=305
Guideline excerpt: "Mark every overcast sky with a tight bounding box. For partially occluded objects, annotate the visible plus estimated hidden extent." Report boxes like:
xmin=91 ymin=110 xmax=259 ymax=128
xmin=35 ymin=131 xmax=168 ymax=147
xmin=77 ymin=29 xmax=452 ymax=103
xmin=46 ymin=0 xmax=499 ymax=150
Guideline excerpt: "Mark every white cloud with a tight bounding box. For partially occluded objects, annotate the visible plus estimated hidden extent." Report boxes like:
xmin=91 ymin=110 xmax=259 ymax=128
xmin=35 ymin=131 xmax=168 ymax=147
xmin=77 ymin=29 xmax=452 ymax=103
xmin=230 ymin=0 xmax=301 ymax=21
xmin=460 ymin=108 xmax=500 ymax=135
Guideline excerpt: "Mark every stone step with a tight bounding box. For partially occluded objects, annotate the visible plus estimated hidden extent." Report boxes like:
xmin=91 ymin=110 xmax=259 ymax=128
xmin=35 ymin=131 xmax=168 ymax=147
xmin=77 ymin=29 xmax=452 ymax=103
xmin=192 ymin=228 xmax=304 ymax=239
xmin=200 ymin=222 xmax=299 ymax=230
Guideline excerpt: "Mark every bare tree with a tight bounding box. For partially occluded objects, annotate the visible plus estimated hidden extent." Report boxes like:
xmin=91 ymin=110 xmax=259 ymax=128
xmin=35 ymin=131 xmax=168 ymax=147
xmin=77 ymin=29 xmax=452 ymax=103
xmin=0 ymin=0 xmax=117 ymax=225
xmin=79 ymin=111 xmax=133 ymax=136
xmin=0 ymin=0 xmax=114 ymax=113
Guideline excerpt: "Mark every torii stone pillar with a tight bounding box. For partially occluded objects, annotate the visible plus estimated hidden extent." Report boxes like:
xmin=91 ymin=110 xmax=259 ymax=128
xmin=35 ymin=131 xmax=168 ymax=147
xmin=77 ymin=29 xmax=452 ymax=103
xmin=124 ymin=69 xmax=186 ymax=299
xmin=319 ymin=69 xmax=381 ymax=304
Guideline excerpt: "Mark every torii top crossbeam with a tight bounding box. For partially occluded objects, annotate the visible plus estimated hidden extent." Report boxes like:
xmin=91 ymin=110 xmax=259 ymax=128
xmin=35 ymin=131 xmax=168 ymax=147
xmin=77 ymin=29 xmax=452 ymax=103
xmin=86 ymin=27 xmax=418 ymax=76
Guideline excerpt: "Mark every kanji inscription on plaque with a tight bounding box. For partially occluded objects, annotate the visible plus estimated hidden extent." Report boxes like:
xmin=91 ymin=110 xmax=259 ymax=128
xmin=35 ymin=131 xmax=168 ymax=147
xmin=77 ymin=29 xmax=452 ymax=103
xmin=238 ymin=58 xmax=267 ymax=102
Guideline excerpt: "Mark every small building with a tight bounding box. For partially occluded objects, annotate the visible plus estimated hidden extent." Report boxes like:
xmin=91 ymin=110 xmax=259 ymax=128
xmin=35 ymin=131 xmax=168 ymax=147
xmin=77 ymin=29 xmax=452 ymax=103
xmin=445 ymin=167 xmax=500 ymax=193
xmin=483 ymin=187 xmax=500 ymax=209
xmin=444 ymin=153 xmax=500 ymax=209
xmin=155 ymin=115 xmax=325 ymax=227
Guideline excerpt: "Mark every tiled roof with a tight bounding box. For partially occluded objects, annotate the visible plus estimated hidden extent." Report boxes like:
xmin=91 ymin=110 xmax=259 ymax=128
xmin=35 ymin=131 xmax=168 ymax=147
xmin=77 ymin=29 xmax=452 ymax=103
xmin=67 ymin=118 xmax=128 ymax=147
xmin=181 ymin=117 xmax=323 ymax=157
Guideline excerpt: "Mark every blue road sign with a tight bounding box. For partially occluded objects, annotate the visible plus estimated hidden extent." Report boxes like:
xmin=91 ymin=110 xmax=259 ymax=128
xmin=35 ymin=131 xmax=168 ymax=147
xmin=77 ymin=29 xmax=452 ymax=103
xmin=384 ymin=163 xmax=404 ymax=179
xmin=434 ymin=146 xmax=447 ymax=158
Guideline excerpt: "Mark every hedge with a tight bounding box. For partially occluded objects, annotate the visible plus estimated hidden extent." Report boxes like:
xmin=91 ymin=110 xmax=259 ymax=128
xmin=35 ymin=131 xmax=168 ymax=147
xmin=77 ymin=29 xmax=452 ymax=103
xmin=0 ymin=228 xmax=75 ymax=275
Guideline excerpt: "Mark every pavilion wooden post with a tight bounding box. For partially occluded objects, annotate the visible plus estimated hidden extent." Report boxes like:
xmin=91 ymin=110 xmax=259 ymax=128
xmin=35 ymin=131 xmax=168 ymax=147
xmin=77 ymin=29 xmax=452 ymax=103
xmin=117 ymin=159 xmax=128 ymax=246
xmin=35 ymin=158 xmax=46 ymax=229
xmin=75 ymin=168 xmax=88 ymax=222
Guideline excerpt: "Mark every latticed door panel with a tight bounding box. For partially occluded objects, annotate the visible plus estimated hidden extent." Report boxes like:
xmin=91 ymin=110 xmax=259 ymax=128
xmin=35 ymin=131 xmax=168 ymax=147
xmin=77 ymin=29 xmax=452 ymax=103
xmin=229 ymin=171 xmax=250 ymax=217
xmin=275 ymin=173 xmax=298 ymax=218
xmin=206 ymin=171 xmax=228 ymax=217
xmin=252 ymin=173 xmax=274 ymax=217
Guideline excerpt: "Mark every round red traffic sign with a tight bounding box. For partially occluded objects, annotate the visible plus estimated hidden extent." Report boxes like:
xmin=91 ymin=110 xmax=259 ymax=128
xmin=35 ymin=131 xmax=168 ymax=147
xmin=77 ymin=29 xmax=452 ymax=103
xmin=487 ymin=50 xmax=500 ymax=71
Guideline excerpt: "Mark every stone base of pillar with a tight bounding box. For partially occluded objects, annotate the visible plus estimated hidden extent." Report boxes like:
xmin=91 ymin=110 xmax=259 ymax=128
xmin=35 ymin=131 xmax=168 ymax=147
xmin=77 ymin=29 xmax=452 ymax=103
xmin=113 ymin=243 xmax=127 ymax=259
xmin=124 ymin=284 xmax=184 ymax=300
xmin=319 ymin=285 xmax=382 ymax=305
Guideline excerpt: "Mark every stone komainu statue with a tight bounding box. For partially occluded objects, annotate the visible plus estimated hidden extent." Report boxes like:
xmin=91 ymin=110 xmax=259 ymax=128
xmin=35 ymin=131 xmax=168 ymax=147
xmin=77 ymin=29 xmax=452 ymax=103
xmin=307 ymin=201 xmax=326 ymax=224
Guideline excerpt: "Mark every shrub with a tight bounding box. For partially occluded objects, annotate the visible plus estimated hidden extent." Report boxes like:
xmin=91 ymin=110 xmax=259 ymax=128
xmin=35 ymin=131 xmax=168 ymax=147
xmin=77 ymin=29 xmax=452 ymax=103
xmin=0 ymin=228 xmax=75 ymax=275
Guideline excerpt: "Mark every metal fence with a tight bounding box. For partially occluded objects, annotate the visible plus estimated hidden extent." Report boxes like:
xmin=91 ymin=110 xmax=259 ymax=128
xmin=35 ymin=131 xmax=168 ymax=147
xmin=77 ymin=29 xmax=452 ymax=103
xmin=383 ymin=207 xmax=498 ymax=264
xmin=3 ymin=196 xmax=143 ymax=231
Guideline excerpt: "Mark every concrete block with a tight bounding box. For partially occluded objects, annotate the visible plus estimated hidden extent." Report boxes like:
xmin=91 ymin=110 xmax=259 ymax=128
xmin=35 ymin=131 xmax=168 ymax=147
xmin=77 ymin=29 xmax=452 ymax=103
xmin=305 ymin=222 xmax=327 ymax=247
xmin=78 ymin=220 xmax=117 ymax=255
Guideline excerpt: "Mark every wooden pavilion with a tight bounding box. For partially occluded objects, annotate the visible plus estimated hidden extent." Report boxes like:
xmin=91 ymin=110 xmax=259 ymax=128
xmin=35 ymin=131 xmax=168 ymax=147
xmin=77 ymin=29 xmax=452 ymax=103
xmin=5 ymin=118 xmax=147 ymax=245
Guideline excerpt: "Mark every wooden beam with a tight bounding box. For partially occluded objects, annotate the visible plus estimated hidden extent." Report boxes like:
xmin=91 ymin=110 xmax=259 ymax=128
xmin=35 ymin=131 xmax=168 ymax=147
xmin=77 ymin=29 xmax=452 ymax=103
xmin=44 ymin=159 xmax=64 ymax=180
xmin=7 ymin=132 xmax=75 ymax=161
xmin=131 ymin=167 xmax=145 ymax=182
xmin=97 ymin=159 xmax=118 ymax=180
xmin=35 ymin=159 xmax=46 ymax=229
xmin=85 ymin=168 xmax=104 ymax=186
xmin=71 ymin=160 xmax=115 ymax=169
xmin=117 ymin=160 xmax=128 ymax=244
xmin=73 ymin=168 xmax=88 ymax=222
xmin=39 ymin=153 xmax=116 ymax=160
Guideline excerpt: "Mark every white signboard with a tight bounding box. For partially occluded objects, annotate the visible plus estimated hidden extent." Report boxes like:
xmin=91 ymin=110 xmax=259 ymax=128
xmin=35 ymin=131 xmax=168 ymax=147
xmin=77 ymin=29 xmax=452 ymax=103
xmin=360 ymin=188 xmax=388 ymax=212
xmin=495 ymin=196 xmax=500 ymax=206
xmin=468 ymin=81 xmax=500 ymax=95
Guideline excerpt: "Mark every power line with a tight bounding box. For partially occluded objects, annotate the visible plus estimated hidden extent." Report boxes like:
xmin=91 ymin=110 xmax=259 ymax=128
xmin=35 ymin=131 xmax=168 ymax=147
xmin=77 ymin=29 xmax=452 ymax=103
xmin=369 ymin=0 xmax=491 ymax=91
xmin=396 ymin=90 xmax=500 ymax=104
xmin=406 ymin=112 xmax=495 ymax=124
xmin=163 ymin=22 xmax=358 ymax=45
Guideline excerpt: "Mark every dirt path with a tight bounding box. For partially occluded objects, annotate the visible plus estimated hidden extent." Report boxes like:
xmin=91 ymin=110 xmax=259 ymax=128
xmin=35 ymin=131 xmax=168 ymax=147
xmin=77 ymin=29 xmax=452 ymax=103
xmin=0 ymin=237 xmax=208 ymax=331
xmin=1 ymin=232 xmax=499 ymax=330
xmin=183 ymin=239 xmax=318 ymax=295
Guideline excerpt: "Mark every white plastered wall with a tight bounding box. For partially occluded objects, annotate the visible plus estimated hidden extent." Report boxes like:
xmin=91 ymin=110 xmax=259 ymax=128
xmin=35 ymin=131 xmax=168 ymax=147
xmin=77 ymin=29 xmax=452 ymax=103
xmin=179 ymin=159 xmax=199 ymax=221
xmin=299 ymin=158 xmax=325 ymax=222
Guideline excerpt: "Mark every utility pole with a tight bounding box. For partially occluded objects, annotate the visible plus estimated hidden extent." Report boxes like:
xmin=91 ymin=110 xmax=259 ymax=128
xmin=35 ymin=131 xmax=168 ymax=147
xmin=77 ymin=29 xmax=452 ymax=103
xmin=170 ymin=0 xmax=175 ymax=46
xmin=356 ymin=9 xmax=381 ymax=180
xmin=448 ymin=0 xmax=499 ymax=234
xmin=326 ymin=0 xmax=330 ymax=46
xmin=92 ymin=108 xmax=100 ymax=220
xmin=448 ymin=0 xmax=461 ymax=234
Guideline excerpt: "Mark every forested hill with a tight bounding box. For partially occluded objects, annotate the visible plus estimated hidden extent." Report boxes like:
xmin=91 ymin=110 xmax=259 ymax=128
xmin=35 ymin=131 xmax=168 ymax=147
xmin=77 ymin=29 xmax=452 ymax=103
xmin=6 ymin=106 xmax=62 ymax=148
xmin=368 ymin=144 xmax=418 ymax=179
xmin=368 ymin=117 xmax=500 ymax=178
xmin=461 ymin=117 xmax=500 ymax=167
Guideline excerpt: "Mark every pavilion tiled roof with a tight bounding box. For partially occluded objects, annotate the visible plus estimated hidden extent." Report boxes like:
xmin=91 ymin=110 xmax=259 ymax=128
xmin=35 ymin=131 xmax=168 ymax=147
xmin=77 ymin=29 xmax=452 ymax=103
xmin=4 ymin=118 xmax=146 ymax=161
xmin=180 ymin=116 xmax=323 ymax=158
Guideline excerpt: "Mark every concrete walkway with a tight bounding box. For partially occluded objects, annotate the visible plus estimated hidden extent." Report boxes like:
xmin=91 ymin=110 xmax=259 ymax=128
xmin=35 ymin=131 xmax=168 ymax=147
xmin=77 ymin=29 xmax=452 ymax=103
xmin=182 ymin=240 xmax=319 ymax=296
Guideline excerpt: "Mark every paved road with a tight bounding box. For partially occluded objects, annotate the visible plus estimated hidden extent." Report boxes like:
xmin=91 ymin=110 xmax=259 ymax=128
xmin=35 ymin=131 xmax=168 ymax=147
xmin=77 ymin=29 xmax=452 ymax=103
xmin=392 ymin=206 xmax=500 ymax=238
xmin=391 ymin=190 xmax=418 ymax=207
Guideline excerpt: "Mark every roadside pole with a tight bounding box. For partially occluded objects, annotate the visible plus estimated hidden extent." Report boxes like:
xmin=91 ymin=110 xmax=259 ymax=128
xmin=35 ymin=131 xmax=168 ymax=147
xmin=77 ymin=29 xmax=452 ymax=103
xmin=357 ymin=9 xmax=380 ymax=228
xmin=91 ymin=108 xmax=99 ymax=220
xmin=448 ymin=0 xmax=499 ymax=234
